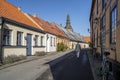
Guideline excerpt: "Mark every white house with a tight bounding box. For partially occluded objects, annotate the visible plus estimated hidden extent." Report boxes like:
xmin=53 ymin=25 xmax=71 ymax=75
xmin=26 ymin=14 xmax=57 ymax=52
xmin=0 ymin=0 xmax=46 ymax=63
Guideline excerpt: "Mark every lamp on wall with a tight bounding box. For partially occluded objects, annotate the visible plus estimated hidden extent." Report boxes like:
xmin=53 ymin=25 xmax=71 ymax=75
xmin=88 ymin=28 xmax=91 ymax=33
xmin=94 ymin=18 xmax=98 ymax=24
xmin=93 ymin=17 xmax=100 ymax=24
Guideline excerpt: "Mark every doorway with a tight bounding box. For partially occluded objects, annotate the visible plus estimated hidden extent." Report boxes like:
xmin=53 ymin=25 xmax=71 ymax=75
xmin=26 ymin=34 xmax=32 ymax=56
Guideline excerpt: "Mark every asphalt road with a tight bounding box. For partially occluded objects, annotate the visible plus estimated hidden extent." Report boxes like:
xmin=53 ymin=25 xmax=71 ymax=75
xmin=38 ymin=50 xmax=94 ymax=80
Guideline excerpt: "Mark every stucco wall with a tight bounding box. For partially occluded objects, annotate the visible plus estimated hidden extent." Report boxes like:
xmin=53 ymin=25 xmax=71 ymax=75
xmin=3 ymin=47 xmax=26 ymax=57
xmin=3 ymin=23 xmax=46 ymax=57
xmin=33 ymin=47 xmax=45 ymax=55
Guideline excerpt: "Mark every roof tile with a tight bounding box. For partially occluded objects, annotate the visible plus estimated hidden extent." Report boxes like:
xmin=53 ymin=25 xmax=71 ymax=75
xmin=0 ymin=0 xmax=41 ymax=30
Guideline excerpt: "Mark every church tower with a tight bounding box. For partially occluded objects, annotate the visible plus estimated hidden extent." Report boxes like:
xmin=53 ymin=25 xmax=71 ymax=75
xmin=65 ymin=14 xmax=73 ymax=32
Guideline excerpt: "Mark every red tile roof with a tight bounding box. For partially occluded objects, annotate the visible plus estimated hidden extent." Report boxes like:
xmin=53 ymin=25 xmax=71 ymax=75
xmin=0 ymin=0 xmax=41 ymax=30
xmin=30 ymin=15 xmax=67 ymax=38
xmin=30 ymin=16 xmax=53 ymax=33
xmin=83 ymin=36 xmax=91 ymax=42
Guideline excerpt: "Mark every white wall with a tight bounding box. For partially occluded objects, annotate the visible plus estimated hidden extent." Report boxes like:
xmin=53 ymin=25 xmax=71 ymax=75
xmin=3 ymin=23 xmax=46 ymax=57
xmin=3 ymin=47 xmax=26 ymax=57
xmin=46 ymin=33 xmax=56 ymax=52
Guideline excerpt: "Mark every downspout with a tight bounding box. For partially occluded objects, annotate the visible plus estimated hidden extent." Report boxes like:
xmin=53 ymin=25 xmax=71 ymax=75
xmin=0 ymin=17 xmax=4 ymax=64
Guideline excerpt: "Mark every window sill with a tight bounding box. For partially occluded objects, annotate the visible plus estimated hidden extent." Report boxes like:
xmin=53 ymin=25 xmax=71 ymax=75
xmin=3 ymin=45 xmax=26 ymax=48
xmin=33 ymin=46 xmax=45 ymax=48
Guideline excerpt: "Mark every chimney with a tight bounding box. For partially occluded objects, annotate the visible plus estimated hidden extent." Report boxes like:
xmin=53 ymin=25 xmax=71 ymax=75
xmin=17 ymin=6 xmax=21 ymax=11
xmin=33 ymin=14 xmax=37 ymax=17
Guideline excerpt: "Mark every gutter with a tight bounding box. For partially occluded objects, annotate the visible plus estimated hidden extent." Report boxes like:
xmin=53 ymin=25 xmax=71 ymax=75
xmin=0 ymin=17 xmax=4 ymax=64
xmin=3 ymin=17 xmax=46 ymax=34
xmin=89 ymin=0 xmax=96 ymax=21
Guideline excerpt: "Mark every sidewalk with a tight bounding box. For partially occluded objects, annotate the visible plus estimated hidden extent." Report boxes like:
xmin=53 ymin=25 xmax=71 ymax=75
xmin=87 ymin=49 xmax=102 ymax=80
xmin=0 ymin=50 xmax=74 ymax=80
xmin=0 ymin=50 xmax=72 ymax=70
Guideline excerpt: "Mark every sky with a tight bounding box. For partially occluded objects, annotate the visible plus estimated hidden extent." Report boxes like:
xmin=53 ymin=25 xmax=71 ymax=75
xmin=7 ymin=0 xmax=92 ymax=36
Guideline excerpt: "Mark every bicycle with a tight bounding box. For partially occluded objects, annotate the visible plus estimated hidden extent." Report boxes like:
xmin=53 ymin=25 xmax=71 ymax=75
xmin=100 ymin=51 xmax=115 ymax=80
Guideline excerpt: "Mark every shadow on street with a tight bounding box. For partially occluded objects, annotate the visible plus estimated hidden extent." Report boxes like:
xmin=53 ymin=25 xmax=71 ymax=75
xmin=36 ymin=50 xmax=94 ymax=80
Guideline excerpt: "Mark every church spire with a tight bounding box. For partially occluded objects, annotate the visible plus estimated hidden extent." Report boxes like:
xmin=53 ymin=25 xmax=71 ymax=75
xmin=65 ymin=14 xmax=73 ymax=32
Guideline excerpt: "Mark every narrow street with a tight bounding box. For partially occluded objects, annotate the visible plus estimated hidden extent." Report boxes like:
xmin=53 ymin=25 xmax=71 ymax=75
xmin=38 ymin=49 xmax=94 ymax=80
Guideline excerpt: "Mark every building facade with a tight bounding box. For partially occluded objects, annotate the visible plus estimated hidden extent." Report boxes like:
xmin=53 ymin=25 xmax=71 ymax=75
xmin=90 ymin=0 xmax=120 ymax=79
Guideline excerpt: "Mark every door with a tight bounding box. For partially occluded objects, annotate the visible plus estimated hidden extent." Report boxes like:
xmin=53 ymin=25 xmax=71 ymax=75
xmin=26 ymin=34 xmax=32 ymax=56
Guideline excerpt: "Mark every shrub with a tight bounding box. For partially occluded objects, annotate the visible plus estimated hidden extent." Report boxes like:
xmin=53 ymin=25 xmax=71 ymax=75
xmin=89 ymin=42 xmax=93 ymax=48
xmin=34 ymin=51 xmax=46 ymax=56
xmin=72 ymin=44 xmax=74 ymax=49
xmin=57 ymin=43 xmax=68 ymax=52
xmin=3 ymin=55 xmax=26 ymax=64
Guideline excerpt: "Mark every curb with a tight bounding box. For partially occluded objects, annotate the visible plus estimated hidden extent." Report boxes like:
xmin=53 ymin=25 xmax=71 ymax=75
xmin=0 ymin=57 xmax=40 ymax=70
xmin=87 ymin=49 xmax=96 ymax=80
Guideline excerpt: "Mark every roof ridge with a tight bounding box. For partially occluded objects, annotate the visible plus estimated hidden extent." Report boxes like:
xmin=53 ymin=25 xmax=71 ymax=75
xmin=24 ymin=13 xmax=44 ymax=30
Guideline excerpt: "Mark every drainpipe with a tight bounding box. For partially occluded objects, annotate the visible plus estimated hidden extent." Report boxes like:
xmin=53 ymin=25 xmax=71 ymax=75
xmin=0 ymin=17 xmax=3 ymax=64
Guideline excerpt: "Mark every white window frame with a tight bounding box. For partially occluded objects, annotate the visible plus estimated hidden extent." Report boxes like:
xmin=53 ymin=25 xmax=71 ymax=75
xmin=3 ymin=29 xmax=12 ymax=45
xmin=17 ymin=31 xmax=23 ymax=46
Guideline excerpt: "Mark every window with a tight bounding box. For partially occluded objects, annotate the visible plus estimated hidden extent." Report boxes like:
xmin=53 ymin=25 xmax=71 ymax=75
xmin=3 ymin=29 xmax=12 ymax=45
xmin=41 ymin=36 xmax=44 ymax=46
xmin=102 ymin=0 xmax=107 ymax=10
xmin=97 ymin=30 xmax=98 ymax=46
xmin=51 ymin=37 xmax=52 ymax=46
xmin=34 ymin=35 xmax=38 ymax=46
xmin=110 ymin=6 xmax=117 ymax=44
xmin=93 ymin=33 xmax=95 ymax=46
xmin=54 ymin=38 xmax=55 ymax=46
xmin=101 ymin=15 xmax=106 ymax=29
xmin=96 ymin=0 xmax=98 ymax=14
xmin=17 ymin=32 xmax=23 ymax=46
xmin=101 ymin=15 xmax=106 ymax=46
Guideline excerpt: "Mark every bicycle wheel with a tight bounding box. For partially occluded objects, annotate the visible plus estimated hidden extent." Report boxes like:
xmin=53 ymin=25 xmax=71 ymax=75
xmin=102 ymin=61 xmax=109 ymax=80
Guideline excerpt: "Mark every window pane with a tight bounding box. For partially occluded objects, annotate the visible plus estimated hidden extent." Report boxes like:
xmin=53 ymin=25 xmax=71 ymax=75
xmin=41 ymin=36 xmax=44 ymax=46
xmin=111 ymin=6 xmax=117 ymax=44
xmin=51 ymin=37 xmax=52 ymax=46
xmin=35 ymin=35 xmax=38 ymax=46
xmin=3 ymin=29 xmax=12 ymax=45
